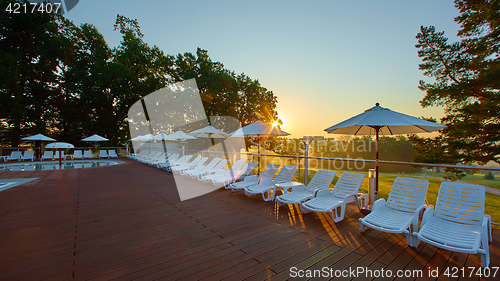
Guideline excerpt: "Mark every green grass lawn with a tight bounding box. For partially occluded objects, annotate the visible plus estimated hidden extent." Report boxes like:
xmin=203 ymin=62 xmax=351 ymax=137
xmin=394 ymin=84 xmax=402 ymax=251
xmin=294 ymin=169 xmax=500 ymax=225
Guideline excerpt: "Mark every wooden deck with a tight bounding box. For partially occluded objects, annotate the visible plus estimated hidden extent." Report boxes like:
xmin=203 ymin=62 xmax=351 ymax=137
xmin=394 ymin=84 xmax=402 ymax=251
xmin=0 ymin=159 xmax=498 ymax=280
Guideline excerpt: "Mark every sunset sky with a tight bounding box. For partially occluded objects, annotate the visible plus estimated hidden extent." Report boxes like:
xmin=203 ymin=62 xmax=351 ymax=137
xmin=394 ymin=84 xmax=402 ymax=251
xmin=65 ymin=0 xmax=461 ymax=138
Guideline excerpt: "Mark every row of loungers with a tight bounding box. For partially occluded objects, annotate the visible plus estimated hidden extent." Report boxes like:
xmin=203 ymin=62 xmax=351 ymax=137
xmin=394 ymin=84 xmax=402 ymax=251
xmin=128 ymin=150 xmax=492 ymax=267
xmin=2 ymin=150 xmax=118 ymax=162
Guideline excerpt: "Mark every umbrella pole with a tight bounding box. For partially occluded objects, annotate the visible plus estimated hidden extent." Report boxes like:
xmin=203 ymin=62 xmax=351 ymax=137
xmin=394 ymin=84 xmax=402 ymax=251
xmin=58 ymin=148 xmax=62 ymax=169
xmin=375 ymin=127 xmax=380 ymax=199
xmin=258 ymin=137 xmax=261 ymax=175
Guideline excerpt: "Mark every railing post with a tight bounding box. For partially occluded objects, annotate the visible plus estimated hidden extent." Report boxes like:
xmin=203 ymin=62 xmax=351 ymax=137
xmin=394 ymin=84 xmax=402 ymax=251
xmin=302 ymin=136 xmax=314 ymax=185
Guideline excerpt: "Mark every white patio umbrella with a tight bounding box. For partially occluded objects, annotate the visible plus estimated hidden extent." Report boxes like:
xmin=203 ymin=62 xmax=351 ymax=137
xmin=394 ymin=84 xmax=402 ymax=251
xmin=81 ymin=134 xmax=109 ymax=152
xmin=230 ymin=121 xmax=290 ymax=173
xmin=324 ymin=103 xmax=446 ymax=197
xmin=165 ymin=131 xmax=197 ymax=156
xmin=21 ymin=134 xmax=56 ymax=160
xmin=188 ymin=126 xmax=228 ymax=155
xmin=46 ymin=142 xmax=74 ymax=169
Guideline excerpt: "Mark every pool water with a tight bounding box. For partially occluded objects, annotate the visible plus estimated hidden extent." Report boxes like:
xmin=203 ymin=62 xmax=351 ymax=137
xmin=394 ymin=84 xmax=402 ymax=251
xmin=0 ymin=160 xmax=122 ymax=171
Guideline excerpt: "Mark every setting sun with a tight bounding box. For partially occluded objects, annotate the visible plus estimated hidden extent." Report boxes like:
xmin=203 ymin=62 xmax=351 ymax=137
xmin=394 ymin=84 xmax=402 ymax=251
xmin=272 ymin=120 xmax=280 ymax=127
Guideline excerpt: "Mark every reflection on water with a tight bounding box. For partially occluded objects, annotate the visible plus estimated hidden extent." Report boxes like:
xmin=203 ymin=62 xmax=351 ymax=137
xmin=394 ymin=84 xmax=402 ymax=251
xmin=0 ymin=161 xmax=120 ymax=171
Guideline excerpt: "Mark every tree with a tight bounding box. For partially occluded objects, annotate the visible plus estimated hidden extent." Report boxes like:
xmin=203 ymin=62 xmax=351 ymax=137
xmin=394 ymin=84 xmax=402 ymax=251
xmin=0 ymin=0 xmax=74 ymax=145
xmin=412 ymin=0 xmax=500 ymax=167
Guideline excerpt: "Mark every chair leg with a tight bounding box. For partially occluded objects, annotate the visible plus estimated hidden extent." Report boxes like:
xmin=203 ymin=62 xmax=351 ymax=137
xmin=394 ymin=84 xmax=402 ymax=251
xmin=359 ymin=219 xmax=367 ymax=232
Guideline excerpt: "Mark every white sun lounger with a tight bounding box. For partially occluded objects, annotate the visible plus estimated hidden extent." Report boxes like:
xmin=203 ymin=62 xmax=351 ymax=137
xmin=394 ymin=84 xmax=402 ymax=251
xmin=41 ymin=151 xmax=53 ymax=161
xmin=276 ymin=170 xmax=337 ymax=207
xmin=190 ymin=159 xmax=228 ymax=180
xmin=359 ymin=177 xmax=429 ymax=247
xmin=182 ymin=158 xmax=221 ymax=176
xmin=72 ymin=150 xmax=83 ymax=160
xmin=301 ymin=172 xmax=366 ymax=222
xmin=108 ymin=150 xmax=118 ymax=158
xmin=413 ymin=182 xmax=491 ymax=267
xmin=53 ymin=151 xmax=65 ymax=160
xmin=213 ymin=162 xmax=259 ymax=187
xmin=226 ymin=163 xmax=280 ymax=191
xmin=5 ymin=151 xmax=22 ymax=162
xmin=20 ymin=151 xmax=35 ymax=161
xmin=244 ymin=165 xmax=298 ymax=201
xmin=172 ymin=156 xmax=205 ymax=173
xmin=99 ymin=150 xmax=109 ymax=159
xmin=83 ymin=150 xmax=93 ymax=159
xmin=201 ymin=160 xmax=247 ymax=184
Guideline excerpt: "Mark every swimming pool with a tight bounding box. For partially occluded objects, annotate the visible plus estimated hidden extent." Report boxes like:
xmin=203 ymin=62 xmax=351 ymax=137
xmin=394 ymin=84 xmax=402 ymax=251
xmin=0 ymin=160 xmax=123 ymax=171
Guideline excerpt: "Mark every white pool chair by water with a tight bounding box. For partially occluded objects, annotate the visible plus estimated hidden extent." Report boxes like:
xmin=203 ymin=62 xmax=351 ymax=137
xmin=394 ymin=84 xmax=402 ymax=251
xmin=244 ymin=165 xmax=298 ymax=201
xmin=172 ymin=156 xmax=205 ymax=173
xmin=99 ymin=150 xmax=109 ymax=159
xmin=54 ymin=151 xmax=65 ymax=160
xmin=227 ymin=163 xmax=280 ymax=191
xmin=5 ymin=151 xmax=22 ymax=162
xmin=202 ymin=160 xmax=247 ymax=184
xmin=72 ymin=150 xmax=83 ymax=160
xmin=301 ymin=172 xmax=366 ymax=222
xmin=190 ymin=159 xmax=228 ymax=180
xmin=183 ymin=158 xmax=221 ymax=176
xmin=276 ymin=170 xmax=337 ymax=207
xmin=164 ymin=155 xmax=192 ymax=171
xmin=359 ymin=177 xmax=429 ymax=247
xmin=213 ymin=162 xmax=259 ymax=187
xmin=83 ymin=150 xmax=93 ymax=159
xmin=41 ymin=151 xmax=53 ymax=161
xmin=20 ymin=151 xmax=34 ymax=161
xmin=413 ymin=182 xmax=491 ymax=267
xmin=108 ymin=150 xmax=118 ymax=158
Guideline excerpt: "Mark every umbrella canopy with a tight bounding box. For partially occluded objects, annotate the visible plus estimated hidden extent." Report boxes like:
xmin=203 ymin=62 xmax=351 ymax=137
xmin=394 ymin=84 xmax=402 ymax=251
xmin=45 ymin=142 xmax=75 ymax=149
xmin=151 ymin=133 xmax=170 ymax=140
xmin=324 ymin=103 xmax=446 ymax=198
xmin=230 ymin=121 xmax=290 ymax=137
xmin=22 ymin=134 xmax=56 ymax=160
xmin=188 ymin=126 xmax=228 ymax=138
xmin=230 ymin=121 xmax=290 ymax=173
xmin=81 ymin=134 xmax=109 ymax=142
xmin=164 ymin=131 xmax=197 ymax=141
xmin=21 ymin=133 xmax=56 ymax=141
xmin=324 ymin=104 xmax=446 ymax=135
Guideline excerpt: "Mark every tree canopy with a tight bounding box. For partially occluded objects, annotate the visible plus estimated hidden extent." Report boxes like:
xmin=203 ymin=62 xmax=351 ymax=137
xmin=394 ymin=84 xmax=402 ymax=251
xmin=0 ymin=0 xmax=278 ymax=146
xmin=411 ymin=0 xmax=500 ymax=166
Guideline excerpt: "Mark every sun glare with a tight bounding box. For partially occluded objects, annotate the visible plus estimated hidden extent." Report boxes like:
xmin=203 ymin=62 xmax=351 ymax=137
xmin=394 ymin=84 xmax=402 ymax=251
xmin=272 ymin=120 xmax=280 ymax=127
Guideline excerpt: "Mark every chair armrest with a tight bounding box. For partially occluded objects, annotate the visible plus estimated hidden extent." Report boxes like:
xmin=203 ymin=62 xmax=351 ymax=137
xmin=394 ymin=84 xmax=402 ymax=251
xmin=372 ymin=198 xmax=386 ymax=212
xmin=290 ymin=184 xmax=307 ymax=192
xmin=421 ymin=206 xmax=434 ymax=226
xmin=314 ymin=189 xmax=331 ymax=198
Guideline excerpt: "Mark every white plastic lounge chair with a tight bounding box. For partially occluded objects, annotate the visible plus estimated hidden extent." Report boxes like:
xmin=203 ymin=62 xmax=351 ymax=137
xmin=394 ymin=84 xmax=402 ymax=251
xmin=20 ymin=151 xmax=34 ymax=161
xmin=156 ymin=153 xmax=179 ymax=169
xmin=301 ymin=172 xmax=366 ymax=222
xmin=359 ymin=177 xmax=429 ymax=247
xmin=83 ymin=150 xmax=93 ymax=159
xmin=162 ymin=155 xmax=192 ymax=171
xmin=276 ymin=170 xmax=337 ymax=207
xmin=190 ymin=159 xmax=228 ymax=180
xmin=172 ymin=155 xmax=202 ymax=169
xmin=183 ymin=158 xmax=221 ymax=176
xmin=413 ymin=182 xmax=491 ymax=267
xmin=227 ymin=163 xmax=280 ymax=191
xmin=175 ymin=157 xmax=208 ymax=173
xmin=41 ymin=151 xmax=53 ymax=161
xmin=213 ymin=162 xmax=259 ymax=187
xmin=108 ymin=150 xmax=118 ymax=158
xmin=99 ymin=150 xmax=109 ymax=159
xmin=202 ymin=160 xmax=247 ymax=184
xmin=5 ymin=151 xmax=22 ymax=162
xmin=72 ymin=150 xmax=83 ymax=160
xmin=244 ymin=165 xmax=299 ymax=201
xmin=172 ymin=156 xmax=205 ymax=173
xmin=54 ymin=151 xmax=65 ymax=160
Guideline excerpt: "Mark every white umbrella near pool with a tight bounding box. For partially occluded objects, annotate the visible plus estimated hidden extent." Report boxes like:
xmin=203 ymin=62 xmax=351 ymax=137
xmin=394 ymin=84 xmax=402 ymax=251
xmin=230 ymin=121 xmax=290 ymax=173
xmin=82 ymin=134 xmax=109 ymax=153
xmin=324 ymin=103 xmax=446 ymax=198
xmin=21 ymin=133 xmax=56 ymax=160
xmin=188 ymin=125 xmax=228 ymax=155
xmin=46 ymin=142 xmax=74 ymax=169
xmin=165 ymin=131 xmax=197 ymax=156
